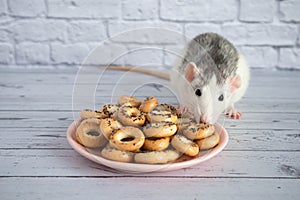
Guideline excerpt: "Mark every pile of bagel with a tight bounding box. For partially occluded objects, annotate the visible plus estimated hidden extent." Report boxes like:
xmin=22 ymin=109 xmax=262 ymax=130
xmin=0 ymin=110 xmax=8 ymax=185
xmin=75 ymin=96 xmax=220 ymax=164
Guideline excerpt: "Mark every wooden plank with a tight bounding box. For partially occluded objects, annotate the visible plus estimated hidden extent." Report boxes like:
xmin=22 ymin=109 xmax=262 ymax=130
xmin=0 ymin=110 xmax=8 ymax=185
xmin=0 ymin=72 xmax=76 ymax=85
xmin=1 ymin=68 xmax=299 ymax=85
xmin=227 ymin=129 xmax=300 ymax=151
xmin=0 ymin=177 xmax=299 ymax=200
xmin=1 ymin=83 xmax=300 ymax=102
xmin=0 ymin=72 xmax=300 ymax=93
xmin=0 ymin=111 xmax=299 ymax=130
xmin=0 ymin=96 xmax=300 ymax=114
xmin=221 ymin=113 xmax=300 ymax=130
xmin=1 ymin=68 xmax=300 ymax=99
xmin=1 ymin=68 xmax=300 ymax=200
xmin=0 ymin=127 xmax=299 ymax=151
xmin=0 ymin=128 xmax=70 ymax=149
xmin=1 ymin=149 xmax=299 ymax=178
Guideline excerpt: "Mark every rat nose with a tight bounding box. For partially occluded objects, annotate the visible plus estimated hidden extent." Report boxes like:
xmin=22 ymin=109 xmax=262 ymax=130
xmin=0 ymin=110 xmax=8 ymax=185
xmin=200 ymin=115 xmax=210 ymax=124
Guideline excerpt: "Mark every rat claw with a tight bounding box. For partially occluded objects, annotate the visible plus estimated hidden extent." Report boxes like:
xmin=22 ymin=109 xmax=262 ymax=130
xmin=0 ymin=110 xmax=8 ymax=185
xmin=177 ymin=106 xmax=189 ymax=114
xmin=227 ymin=111 xmax=242 ymax=119
xmin=226 ymin=106 xmax=242 ymax=120
xmin=235 ymin=112 xmax=242 ymax=119
xmin=182 ymin=107 xmax=189 ymax=113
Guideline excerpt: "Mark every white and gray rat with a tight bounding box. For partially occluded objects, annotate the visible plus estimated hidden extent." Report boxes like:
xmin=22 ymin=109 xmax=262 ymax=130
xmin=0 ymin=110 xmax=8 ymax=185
xmin=107 ymin=32 xmax=250 ymax=124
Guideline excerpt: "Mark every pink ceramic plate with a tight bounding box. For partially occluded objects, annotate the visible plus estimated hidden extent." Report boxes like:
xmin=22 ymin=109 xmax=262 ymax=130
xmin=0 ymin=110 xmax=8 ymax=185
xmin=66 ymin=121 xmax=228 ymax=173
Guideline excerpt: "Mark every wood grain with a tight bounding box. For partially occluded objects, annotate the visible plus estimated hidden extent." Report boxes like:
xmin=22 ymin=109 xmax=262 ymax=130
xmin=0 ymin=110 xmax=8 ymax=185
xmin=1 ymin=127 xmax=299 ymax=151
xmin=0 ymin=67 xmax=299 ymax=200
xmin=1 ymin=178 xmax=299 ymax=200
xmin=1 ymin=149 xmax=299 ymax=178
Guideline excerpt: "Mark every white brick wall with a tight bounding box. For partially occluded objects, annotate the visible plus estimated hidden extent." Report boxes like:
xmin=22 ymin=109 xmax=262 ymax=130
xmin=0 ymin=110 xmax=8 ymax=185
xmin=221 ymin=24 xmax=298 ymax=46
xmin=0 ymin=0 xmax=300 ymax=69
xmin=47 ymin=0 xmax=120 ymax=19
xmin=279 ymin=48 xmax=300 ymax=69
xmin=0 ymin=43 xmax=13 ymax=64
xmin=51 ymin=43 xmax=91 ymax=64
xmin=67 ymin=21 xmax=107 ymax=42
xmin=279 ymin=0 xmax=300 ymax=22
xmin=160 ymin=0 xmax=237 ymax=22
xmin=239 ymin=0 xmax=275 ymax=22
xmin=0 ymin=0 xmax=7 ymax=15
xmin=12 ymin=20 xmax=68 ymax=42
xmin=122 ymin=0 xmax=158 ymax=20
xmin=8 ymin=0 xmax=46 ymax=17
xmin=16 ymin=43 xmax=49 ymax=64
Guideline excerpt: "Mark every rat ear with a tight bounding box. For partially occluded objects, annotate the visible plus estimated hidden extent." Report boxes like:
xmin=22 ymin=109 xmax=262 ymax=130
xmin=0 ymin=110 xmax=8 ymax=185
xmin=184 ymin=62 xmax=198 ymax=82
xmin=230 ymin=75 xmax=241 ymax=92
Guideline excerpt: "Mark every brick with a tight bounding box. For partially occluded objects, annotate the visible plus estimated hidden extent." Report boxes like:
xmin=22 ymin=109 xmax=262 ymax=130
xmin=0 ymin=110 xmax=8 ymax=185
xmin=164 ymin=45 xmax=278 ymax=69
xmin=298 ymin=26 xmax=300 ymax=46
xmin=16 ymin=43 xmax=49 ymax=64
xmin=68 ymin=21 xmax=106 ymax=42
xmin=123 ymin=45 xmax=164 ymax=66
xmin=279 ymin=0 xmax=300 ymax=22
xmin=51 ymin=43 xmax=90 ymax=64
xmin=185 ymin=24 xmax=222 ymax=39
xmin=47 ymin=0 xmax=120 ymax=19
xmin=160 ymin=0 xmax=237 ymax=22
xmin=122 ymin=0 xmax=158 ymax=20
xmin=0 ymin=0 xmax=6 ymax=15
xmin=222 ymin=24 xmax=298 ymax=46
xmin=239 ymin=0 xmax=275 ymax=22
xmin=0 ymin=29 xmax=10 ymax=42
xmin=8 ymin=0 xmax=45 ymax=17
xmin=108 ymin=21 xmax=183 ymax=44
xmin=163 ymin=45 xmax=185 ymax=67
xmin=238 ymin=46 xmax=278 ymax=68
xmin=12 ymin=20 xmax=67 ymax=42
xmin=279 ymin=48 xmax=300 ymax=69
xmin=84 ymin=43 xmax=127 ymax=65
xmin=0 ymin=43 xmax=13 ymax=64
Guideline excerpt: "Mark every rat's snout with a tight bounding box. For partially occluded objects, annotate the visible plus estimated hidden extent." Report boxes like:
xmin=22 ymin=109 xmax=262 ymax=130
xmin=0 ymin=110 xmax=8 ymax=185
xmin=198 ymin=103 xmax=213 ymax=124
xmin=200 ymin=115 xmax=211 ymax=124
xmin=200 ymin=115 xmax=218 ymax=124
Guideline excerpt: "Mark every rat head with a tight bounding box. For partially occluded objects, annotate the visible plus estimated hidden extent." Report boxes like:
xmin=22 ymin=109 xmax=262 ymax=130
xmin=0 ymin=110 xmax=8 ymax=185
xmin=184 ymin=62 xmax=241 ymax=124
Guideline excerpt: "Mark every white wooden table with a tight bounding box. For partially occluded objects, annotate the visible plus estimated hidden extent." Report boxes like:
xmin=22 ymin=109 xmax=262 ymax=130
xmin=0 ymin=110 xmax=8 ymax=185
xmin=0 ymin=67 xmax=299 ymax=200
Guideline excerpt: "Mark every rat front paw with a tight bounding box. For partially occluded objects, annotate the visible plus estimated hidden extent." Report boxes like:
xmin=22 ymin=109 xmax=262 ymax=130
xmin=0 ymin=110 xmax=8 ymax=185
xmin=225 ymin=106 xmax=242 ymax=119
xmin=177 ymin=106 xmax=189 ymax=114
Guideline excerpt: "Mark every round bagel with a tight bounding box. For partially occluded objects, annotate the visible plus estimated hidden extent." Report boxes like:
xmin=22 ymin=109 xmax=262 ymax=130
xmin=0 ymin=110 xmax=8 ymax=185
xmin=147 ymin=104 xmax=178 ymax=123
xmin=118 ymin=95 xmax=142 ymax=107
xmin=171 ymin=134 xmax=199 ymax=157
xmin=196 ymin=132 xmax=220 ymax=150
xmin=143 ymin=137 xmax=170 ymax=151
xmin=76 ymin=118 xmax=107 ymax=148
xmin=183 ymin=123 xmax=215 ymax=140
xmin=134 ymin=150 xmax=180 ymax=164
xmin=143 ymin=122 xmax=177 ymax=138
xmin=101 ymin=145 xmax=133 ymax=163
xmin=176 ymin=112 xmax=197 ymax=130
xmin=117 ymin=105 xmax=146 ymax=126
xmin=80 ymin=109 xmax=103 ymax=119
xmin=100 ymin=118 xmax=123 ymax=140
xmin=139 ymin=96 xmax=158 ymax=113
xmin=98 ymin=104 xmax=119 ymax=119
xmin=110 ymin=126 xmax=145 ymax=152
xmin=160 ymin=103 xmax=178 ymax=115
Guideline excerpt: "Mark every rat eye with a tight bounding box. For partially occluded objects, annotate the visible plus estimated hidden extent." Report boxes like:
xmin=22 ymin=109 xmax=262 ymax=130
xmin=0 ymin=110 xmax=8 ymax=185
xmin=195 ymin=89 xmax=202 ymax=97
xmin=218 ymin=94 xmax=224 ymax=101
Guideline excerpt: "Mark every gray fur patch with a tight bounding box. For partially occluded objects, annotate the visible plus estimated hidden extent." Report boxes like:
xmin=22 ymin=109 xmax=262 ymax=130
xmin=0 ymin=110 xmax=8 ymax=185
xmin=179 ymin=32 xmax=239 ymax=87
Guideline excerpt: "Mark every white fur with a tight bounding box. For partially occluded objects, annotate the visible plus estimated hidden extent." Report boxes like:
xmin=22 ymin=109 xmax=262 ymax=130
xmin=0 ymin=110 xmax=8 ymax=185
xmin=230 ymin=54 xmax=250 ymax=104
xmin=170 ymin=53 xmax=250 ymax=124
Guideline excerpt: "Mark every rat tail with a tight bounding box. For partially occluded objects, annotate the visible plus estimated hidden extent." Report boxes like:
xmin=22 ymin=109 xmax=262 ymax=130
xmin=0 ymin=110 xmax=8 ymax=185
xmin=103 ymin=66 xmax=170 ymax=80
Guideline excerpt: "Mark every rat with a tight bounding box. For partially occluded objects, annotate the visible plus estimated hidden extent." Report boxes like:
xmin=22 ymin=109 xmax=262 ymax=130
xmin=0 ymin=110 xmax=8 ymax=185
xmin=106 ymin=32 xmax=250 ymax=124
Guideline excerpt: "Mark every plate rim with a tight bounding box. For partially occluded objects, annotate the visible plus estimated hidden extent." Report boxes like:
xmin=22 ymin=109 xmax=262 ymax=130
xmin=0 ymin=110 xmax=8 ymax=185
xmin=66 ymin=120 xmax=228 ymax=173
